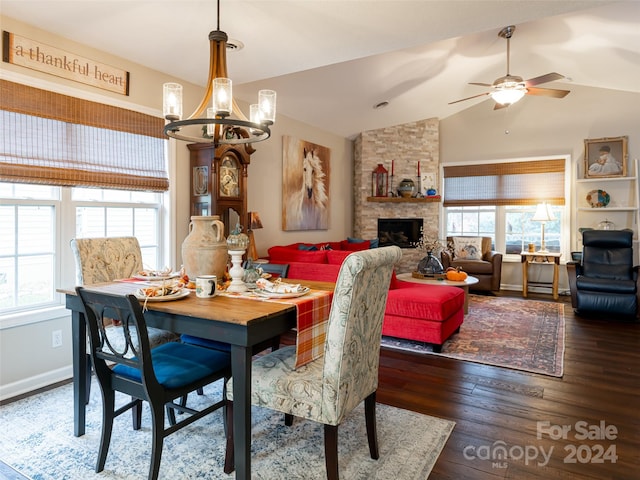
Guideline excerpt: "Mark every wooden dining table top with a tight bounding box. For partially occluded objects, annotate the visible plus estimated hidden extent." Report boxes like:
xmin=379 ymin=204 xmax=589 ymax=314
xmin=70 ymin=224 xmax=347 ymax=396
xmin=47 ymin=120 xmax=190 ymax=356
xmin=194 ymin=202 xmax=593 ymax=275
xmin=59 ymin=278 xmax=335 ymax=326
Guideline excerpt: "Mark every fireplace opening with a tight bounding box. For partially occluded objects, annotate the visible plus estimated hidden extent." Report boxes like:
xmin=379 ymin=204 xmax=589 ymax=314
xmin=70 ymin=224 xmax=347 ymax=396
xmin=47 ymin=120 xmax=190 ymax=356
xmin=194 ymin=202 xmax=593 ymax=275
xmin=378 ymin=218 xmax=423 ymax=248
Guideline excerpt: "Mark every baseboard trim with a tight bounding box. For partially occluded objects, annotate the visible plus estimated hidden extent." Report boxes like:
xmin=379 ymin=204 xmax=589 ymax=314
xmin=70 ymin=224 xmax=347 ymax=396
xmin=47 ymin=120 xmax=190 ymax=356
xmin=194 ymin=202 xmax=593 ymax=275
xmin=0 ymin=366 xmax=72 ymax=403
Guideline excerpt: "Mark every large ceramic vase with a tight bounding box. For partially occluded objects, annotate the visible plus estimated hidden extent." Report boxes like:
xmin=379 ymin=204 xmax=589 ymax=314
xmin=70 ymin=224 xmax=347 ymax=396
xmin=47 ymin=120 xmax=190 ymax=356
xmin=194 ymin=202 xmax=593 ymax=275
xmin=181 ymin=216 xmax=227 ymax=280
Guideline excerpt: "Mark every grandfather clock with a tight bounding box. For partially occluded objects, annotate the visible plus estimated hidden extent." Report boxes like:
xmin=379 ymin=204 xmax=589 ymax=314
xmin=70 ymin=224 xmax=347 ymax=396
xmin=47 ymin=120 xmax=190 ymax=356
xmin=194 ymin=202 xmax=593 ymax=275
xmin=188 ymin=139 xmax=254 ymax=237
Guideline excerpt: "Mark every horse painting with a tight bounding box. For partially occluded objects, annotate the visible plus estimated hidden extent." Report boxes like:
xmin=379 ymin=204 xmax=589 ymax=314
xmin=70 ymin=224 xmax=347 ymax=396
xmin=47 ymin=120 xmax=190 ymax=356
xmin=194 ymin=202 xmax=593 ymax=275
xmin=282 ymin=136 xmax=330 ymax=230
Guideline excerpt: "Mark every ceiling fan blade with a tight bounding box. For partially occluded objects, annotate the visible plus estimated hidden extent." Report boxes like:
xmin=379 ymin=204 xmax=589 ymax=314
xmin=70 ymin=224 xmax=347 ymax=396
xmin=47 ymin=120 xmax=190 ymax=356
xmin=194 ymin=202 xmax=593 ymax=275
xmin=469 ymin=82 xmax=493 ymax=87
xmin=524 ymin=72 xmax=564 ymax=87
xmin=448 ymin=92 xmax=490 ymax=105
xmin=526 ymin=86 xmax=570 ymax=98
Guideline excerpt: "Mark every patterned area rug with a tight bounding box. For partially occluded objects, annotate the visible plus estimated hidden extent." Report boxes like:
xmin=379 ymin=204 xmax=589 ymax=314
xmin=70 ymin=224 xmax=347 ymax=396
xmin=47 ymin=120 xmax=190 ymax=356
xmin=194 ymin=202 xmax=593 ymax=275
xmin=382 ymin=295 xmax=565 ymax=377
xmin=0 ymin=379 xmax=454 ymax=480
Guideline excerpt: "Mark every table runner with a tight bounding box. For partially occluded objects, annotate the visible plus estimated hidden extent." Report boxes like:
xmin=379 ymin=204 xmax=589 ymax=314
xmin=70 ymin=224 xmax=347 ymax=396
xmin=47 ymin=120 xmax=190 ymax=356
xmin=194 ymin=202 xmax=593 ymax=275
xmin=221 ymin=289 xmax=333 ymax=368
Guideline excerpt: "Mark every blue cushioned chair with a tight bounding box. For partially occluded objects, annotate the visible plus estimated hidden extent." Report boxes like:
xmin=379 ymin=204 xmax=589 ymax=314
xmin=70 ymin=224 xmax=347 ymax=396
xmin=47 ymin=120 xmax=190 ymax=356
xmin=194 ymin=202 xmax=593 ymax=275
xmin=225 ymin=246 xmax=403 ymax=480
xmin=76 ymin=287 xmax=234 ymax=480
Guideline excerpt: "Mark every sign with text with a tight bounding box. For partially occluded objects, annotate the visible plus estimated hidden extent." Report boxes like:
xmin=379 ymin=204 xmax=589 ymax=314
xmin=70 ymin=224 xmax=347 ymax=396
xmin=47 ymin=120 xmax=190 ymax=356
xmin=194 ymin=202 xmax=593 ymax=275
xmin=3 ymin=31 xmax=129 ymax=95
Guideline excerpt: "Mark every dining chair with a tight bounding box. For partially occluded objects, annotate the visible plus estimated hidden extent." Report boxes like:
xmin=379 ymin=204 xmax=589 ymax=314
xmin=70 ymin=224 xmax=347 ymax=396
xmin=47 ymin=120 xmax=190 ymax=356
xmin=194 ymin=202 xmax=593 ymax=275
xmin=242 ymin=261 xmax=290 ymax=279
xmin=181 ymin=262 xmax=290 ymax=354
xmin=70 ymin=237 xmax=179 ymax=405
xmin=225 ymin=246 xmax=403 ymax=479
xmin=76 ymin=287 xmax=234 ymax=480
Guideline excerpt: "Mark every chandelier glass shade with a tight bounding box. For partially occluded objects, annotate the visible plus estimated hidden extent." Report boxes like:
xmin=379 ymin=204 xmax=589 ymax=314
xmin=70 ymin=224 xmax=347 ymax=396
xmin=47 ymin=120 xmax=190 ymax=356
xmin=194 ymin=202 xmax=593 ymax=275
xmin=162 ymin=1 xmax=276 ymax=145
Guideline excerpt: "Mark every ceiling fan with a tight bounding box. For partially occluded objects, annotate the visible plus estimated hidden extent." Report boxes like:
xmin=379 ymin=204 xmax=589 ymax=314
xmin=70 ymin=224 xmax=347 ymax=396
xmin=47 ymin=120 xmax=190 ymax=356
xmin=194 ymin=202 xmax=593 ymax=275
xmin=449 ymin=25 xmax=570 ymax=109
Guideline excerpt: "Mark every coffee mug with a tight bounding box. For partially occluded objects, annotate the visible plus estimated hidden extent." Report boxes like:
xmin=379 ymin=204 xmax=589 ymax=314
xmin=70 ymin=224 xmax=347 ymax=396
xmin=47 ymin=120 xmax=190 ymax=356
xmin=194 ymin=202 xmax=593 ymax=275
xmin=196 ymin=275 xmax=218 ymax=298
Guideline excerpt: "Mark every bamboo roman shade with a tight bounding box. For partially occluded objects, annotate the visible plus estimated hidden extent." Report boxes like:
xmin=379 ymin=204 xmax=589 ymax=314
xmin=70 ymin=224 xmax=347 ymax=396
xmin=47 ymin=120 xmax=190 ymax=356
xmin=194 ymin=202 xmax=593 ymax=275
xmin=443 ymin=159 xmax=565 ymax=207
xmin=0 ymin=80 xmax=169 ymax=191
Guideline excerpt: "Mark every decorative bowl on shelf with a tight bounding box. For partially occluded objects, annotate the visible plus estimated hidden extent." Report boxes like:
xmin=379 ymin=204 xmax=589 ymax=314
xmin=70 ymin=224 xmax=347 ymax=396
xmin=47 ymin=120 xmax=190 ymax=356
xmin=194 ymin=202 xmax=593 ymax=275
xmin=397 ymin=178 xmax=416 ymax=198
xmin=586 ymin=189 xmax=610 ymax=208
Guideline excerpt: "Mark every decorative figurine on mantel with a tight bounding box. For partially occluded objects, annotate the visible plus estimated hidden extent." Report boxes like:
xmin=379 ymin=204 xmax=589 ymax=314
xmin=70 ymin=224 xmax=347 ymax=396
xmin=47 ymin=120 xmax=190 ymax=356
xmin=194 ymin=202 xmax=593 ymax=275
xmin=226 ymin=223 xmax=249 ymax=293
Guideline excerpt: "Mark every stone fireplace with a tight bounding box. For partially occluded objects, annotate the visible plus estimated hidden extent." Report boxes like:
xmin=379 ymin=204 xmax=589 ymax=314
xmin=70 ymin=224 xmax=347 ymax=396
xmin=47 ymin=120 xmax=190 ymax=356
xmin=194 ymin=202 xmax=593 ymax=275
xmin=352 ymin=118 xmax=440 ymax=273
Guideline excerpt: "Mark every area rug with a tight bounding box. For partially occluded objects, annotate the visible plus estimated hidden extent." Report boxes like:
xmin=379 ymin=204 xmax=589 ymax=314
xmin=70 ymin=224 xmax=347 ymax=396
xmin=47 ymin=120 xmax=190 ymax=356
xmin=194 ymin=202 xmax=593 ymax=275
xmin=382 ymin=294 xmax=565 ymax=377
xmin=0 ymin=379 xmax=454 ymax=480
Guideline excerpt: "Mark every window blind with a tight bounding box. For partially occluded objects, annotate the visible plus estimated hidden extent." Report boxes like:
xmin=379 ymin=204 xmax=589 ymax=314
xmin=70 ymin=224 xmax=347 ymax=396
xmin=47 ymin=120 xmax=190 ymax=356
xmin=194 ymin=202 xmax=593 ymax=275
xmin=443 ymin=159 xmax=565 ymax=207
xmin=0 ymin=80 xmax=169 ymax=191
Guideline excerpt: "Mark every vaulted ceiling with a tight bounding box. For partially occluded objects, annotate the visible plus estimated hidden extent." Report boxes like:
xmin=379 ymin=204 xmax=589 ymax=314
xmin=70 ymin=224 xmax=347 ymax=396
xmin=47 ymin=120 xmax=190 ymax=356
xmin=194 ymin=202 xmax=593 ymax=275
xmin=2 ymin=1 xmax=639 ymax=138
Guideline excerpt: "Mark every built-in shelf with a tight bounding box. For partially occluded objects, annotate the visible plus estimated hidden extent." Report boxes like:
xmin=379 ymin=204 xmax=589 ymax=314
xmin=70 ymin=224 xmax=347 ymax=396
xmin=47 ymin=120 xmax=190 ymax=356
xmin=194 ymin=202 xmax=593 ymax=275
xmin=366 ymin=196 xmax=441 ymax=203
xmin=577 ymin=207 xmax=637 ymax=212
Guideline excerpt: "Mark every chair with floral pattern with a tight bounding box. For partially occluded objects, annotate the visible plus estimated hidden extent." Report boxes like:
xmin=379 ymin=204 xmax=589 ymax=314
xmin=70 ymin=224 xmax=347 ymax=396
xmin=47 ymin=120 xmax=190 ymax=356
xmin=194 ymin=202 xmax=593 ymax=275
xmin=70 ymin=237 xmax=179 ymax=404
xmin=225 ymin=246 xmax=402 ymax=480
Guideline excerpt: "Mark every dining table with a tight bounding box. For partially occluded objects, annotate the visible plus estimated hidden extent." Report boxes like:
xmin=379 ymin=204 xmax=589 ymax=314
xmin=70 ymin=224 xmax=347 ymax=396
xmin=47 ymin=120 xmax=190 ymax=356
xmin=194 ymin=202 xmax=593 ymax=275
xmin=60 ymin=278 xmax=335 ymax=480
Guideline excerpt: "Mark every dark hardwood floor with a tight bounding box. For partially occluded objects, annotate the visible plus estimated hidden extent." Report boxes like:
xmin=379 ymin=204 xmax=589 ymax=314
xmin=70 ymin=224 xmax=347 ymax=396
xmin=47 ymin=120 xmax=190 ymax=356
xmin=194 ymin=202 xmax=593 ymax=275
xmin=374 ymin=291 xmax=639 ymax=480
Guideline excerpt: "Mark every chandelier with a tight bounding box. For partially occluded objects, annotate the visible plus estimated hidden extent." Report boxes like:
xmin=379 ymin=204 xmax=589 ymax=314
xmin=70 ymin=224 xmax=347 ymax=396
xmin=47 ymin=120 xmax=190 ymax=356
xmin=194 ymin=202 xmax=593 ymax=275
xmin=162 ymin=0 xmax=276 ymax=145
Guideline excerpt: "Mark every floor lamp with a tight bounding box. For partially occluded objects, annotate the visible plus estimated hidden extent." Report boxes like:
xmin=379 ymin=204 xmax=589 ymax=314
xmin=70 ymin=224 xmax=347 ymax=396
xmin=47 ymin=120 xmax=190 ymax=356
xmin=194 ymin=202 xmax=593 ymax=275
xmin=532 ymin=202 xmax=555 ymax=253
xmin=247 ymin=211 xmax=263 ymax=261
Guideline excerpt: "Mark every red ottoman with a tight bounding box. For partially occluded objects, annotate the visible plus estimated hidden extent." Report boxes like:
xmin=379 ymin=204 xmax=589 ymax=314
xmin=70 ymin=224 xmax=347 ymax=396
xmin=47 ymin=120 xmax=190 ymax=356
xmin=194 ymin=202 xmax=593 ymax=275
xmin=383 ymin=282 xmax=465 ymax=352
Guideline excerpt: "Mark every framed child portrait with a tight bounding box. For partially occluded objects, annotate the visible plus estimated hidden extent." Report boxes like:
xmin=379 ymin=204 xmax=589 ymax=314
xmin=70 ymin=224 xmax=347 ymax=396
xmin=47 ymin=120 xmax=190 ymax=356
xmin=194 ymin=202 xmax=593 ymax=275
xmin=584 ymin=136 xmax=628 ymax=179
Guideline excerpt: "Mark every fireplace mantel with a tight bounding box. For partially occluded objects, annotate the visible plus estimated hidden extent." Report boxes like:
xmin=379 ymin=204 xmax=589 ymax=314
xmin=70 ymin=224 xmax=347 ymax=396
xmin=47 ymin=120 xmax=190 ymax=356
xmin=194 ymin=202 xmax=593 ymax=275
xmin=366 ymin=196 xmax=441 ymax=203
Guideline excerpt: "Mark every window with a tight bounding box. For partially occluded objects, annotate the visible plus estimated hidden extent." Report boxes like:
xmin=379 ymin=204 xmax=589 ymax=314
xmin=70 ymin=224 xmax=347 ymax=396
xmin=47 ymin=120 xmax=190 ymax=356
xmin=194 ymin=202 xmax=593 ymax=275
xmin=442 ymin=157 xmax=569 ymax=257
xmin=0 ymin=184 xmax=163 ymax=315
xmin=0 ymin=184 xmax=58 ymax=311
xmin=0 ymin=80 xmax=169 ymax=319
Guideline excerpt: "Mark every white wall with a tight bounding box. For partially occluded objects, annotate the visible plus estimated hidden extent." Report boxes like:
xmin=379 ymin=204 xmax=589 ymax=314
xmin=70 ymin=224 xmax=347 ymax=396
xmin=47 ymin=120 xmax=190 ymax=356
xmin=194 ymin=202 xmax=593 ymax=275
xmin=440 ymin=83 xmax=640 ymax=292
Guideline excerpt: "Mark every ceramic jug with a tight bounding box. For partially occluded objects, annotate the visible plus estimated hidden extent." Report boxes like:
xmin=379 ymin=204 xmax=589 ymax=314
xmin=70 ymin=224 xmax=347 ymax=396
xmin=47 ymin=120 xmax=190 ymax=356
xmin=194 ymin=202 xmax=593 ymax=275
xmin=181 ymin=216 xmax=227 ymax=280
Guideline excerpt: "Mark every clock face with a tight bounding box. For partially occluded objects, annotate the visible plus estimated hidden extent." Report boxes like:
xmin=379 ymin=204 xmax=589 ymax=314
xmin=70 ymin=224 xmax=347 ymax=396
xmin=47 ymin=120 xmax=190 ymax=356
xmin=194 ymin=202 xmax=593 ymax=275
xmin=219 ymin=155 xmax=239 ymax=197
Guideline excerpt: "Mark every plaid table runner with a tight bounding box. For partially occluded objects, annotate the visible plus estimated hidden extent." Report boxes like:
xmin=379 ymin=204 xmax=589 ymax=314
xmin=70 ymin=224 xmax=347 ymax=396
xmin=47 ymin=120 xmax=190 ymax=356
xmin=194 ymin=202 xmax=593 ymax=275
xmin=221 ymin=289 xmax=333 ymax=368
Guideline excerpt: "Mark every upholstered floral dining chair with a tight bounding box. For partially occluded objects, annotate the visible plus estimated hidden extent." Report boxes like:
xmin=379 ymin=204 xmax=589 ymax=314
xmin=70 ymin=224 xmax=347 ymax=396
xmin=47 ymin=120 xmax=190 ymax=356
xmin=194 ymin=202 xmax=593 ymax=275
xmin=225 ymin=245 xmax=402 ymax=480
xmin=70 ymin=237 xmax=179 ymax=404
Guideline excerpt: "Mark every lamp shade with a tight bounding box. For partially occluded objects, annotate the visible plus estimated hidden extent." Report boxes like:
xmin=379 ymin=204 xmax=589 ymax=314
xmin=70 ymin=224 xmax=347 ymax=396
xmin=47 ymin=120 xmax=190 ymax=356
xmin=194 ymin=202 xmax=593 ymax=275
xmin=532 ymin=202 xmax=555 ymax=222
xmin=248 ymin=211 xmax=263 ymax=230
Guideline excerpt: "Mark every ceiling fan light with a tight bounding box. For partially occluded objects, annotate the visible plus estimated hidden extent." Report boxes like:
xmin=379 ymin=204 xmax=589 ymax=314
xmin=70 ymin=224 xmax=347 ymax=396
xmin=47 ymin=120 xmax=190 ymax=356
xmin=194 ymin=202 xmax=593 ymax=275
xmin=491 ymin=88 xmax=526 ymax=105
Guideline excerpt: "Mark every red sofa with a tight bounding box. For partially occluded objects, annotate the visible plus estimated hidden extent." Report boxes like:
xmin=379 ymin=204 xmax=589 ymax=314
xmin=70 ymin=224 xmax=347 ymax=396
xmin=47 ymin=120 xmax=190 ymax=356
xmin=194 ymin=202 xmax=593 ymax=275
xmin=267 ymin=242 xmax=465 ymax=351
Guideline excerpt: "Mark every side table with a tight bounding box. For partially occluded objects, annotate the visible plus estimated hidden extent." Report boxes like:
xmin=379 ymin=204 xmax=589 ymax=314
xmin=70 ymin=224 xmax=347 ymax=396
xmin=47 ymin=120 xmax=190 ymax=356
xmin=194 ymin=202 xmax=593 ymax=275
xmin=520 ymin=251 xmax=561 ymax=301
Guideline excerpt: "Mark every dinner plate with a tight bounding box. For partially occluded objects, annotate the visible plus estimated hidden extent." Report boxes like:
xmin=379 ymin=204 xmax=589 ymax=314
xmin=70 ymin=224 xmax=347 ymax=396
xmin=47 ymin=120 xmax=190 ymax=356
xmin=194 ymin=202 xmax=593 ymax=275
xmin=134 ymin=289 xmax=190 ymax=302
xmin=132 ymin=272 xmax=179 ymax=281
xmin=586 ymin=189 xmax=610 ymax=208
xmin=254 ymin=287 xmax=310 ymax=299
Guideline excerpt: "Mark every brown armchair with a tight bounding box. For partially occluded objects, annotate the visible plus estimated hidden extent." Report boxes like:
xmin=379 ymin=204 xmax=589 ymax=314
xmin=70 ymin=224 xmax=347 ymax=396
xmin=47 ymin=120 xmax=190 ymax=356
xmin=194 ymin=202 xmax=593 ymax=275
xmin=441 ymin=236 xmax=503 ymax=292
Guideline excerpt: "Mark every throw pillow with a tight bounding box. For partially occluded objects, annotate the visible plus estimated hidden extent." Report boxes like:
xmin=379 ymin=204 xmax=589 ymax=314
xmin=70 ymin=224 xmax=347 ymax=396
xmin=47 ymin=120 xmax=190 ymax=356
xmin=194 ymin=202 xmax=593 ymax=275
xmin=326 ymin=250 xmax=352 ymax=265
xmin=452 ymin=237 xmax=483 ymax=260
xmin=347 ymin=236 xmax=380 ymax=248
xmin=341 ymin=239 xmax=371 ymax=251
